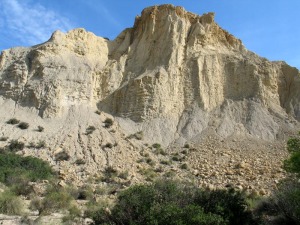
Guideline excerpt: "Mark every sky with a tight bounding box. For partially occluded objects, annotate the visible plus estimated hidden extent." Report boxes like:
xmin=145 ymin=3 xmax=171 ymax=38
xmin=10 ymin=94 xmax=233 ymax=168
xmin=0 ymin=0 xmax=299 ymax=69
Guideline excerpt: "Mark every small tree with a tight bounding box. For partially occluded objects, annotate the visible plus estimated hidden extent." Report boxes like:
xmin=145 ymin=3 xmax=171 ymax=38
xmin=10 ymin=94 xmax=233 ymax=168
xmin=258 ymin=132 xmax=300 ymax=224
xmin=284 ymin=133 xmax=300 ymax=174
xmin=6 ymin=118 xmax=20 ymax=125
xmin=18 ymin=122 xmax=29 ymax=130
xmin=104 ymin=118 xmax=113 ymax=128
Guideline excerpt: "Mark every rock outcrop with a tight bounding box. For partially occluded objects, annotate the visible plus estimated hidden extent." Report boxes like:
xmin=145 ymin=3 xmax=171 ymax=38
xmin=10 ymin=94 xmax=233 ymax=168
xmin=0 ymin=4 xmax=299 ymax=191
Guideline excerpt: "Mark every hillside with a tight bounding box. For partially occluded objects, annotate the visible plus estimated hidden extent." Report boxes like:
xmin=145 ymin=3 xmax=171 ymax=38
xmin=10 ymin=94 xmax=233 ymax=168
xmin=0 ymin=4 xmax=299 ymax=196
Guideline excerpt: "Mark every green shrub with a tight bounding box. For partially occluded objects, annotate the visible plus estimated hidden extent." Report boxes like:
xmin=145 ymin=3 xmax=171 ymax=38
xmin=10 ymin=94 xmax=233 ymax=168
xmin=139 ymin=168 xmax=157 ymax=181
xmin=37 ymin=126 xmax=44 ymax=132
xmin=146 ymin=157 xmax=155 ymax=166
xmin=85 ymin=200 xmax=111 ymax=224
xmin=55 ymin=150 xmax=70 ymax=161
xmin=0 ymin=153 xmax=54 ymax=187
xmin=17 ymin=122 xmax=29 ymax=130
xmin=147 ymin=203 xmax=224 ymax=225
xmin=104 ymin=118 xmax=113 ymax=128
xmin=7 ymin=140 xmax=25 ymax=152
xmin=104 ymin=143 xmax=113 ymax=148
xmin=31 ymin=184 xmax=73 ymax=215
xmin=6 ymin=118 xmax=20 ymax=125
xmin=180 ymin=163 xmax=188 ymax=170
xmin=75 ymin=158 xmax=86 ymax=165
xmin=154 ymin=148 xmax=167 ymax=156
xmin=269 ymin=179 xmax=300 ymax=224
xmin=8 ymin=174 xmax=33 ymax=196
xmin=164 ymin=171 xmax=176 ymax=178
xmin=86 ymin=126 xmax=96 ymax=135
xmin=284 ymin=136 xmax=300 ymax=174
xmin=36 ymin=140 xmax=46 ymax=149
xmin=88 ymin=180 xmax=250 ymax=225
xmin=29 ymin=140 xmax=46 ymax=149
xmin=101 ymin=166 xmax=118 ymax=183
xmin=118 ymin=170 xmax=129 ymax=180
xmin=0 ymin=190 xmax=23 ymax=215
xmin=171 ymin=156 xmax=180 ymax=161
xmin=143 ymin=152 xmax=150 ymax=157
xmin=194 ymin=188 xmax=254 ymax=225
xmin=128 ymin=131 xmax=144 ymax=140
xmin=257 ymin=133 xmax=300 ymax=224
xmin=76 ymin=185 xmax=94 ymax=200
xmin=160 ymin=160 xmax=171 ymax=165
xmin=0 ymin=137 xmax=8 ymax=142
xmin=184 ymin=143 xmax=190 ymax=148
xmin=181 ymin=149 xmax=188 ymax=155
xmin=62 ymin=204 xmax=81 ymax=223
xmin=152 ymin=143 xmax=161 ymax=149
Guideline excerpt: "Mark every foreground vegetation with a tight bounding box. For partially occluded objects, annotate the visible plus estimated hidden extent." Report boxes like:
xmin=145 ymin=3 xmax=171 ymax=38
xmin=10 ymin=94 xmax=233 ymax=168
xmin=0 ymin=132 xmax=300 ymax=224
xmin=86 ymin=179 xmax=259 ymax=225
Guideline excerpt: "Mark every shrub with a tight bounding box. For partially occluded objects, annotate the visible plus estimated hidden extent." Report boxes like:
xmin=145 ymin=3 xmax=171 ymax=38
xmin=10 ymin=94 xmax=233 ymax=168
xmin=62 ymin=204 xmax=81 ymax=223
xmin=180 ymin=163 xmax=188 ymax=170
xmin=0 ymin=190 xmax=23 ymax=215
xmin=6 ymin=118 xmax=20 ymax=125
xmin=171 ymin=156 xmax=180 ymax=161
xmin=138 ymin=168 xmax=157 ymax=182
xmin=143 ymin=152 xmax=150 ymax=157
xmin=17 ymin=122 xmax=29 ymax=130
xmin=36 ymin=140 xmax=46 ymax=149
xmin=284 ymin=136 xmax=300 ymax=174
xmin=253 ymin=179 xmax=300 ymax=224
xmin=37 ymin=126 xmax=44 ymax=132
xmin=154 ymin=148 xmax=167 ymax=156
xmin=84 ymin=200 xmax=111 ymax=224
xmin=0 ymin=153 xmax=54 ymax=187
xmin=86 ymin=126 xmax=96 ymax=135
xmin=104 ymin=118 xmax=113 ymax=128
xmin=194 ymin=188 xmax=255 ymax=225
xmin=184 ymin=143 xmax=190 ymax=148
xmin=29 ymin=140 xmax=46 ymax=149
xmin=137 ymin=158 xmax=145 ymax=163
xmin=75 ymin=158 xmax=86 ymax=165
xmin=154 ymin=166 xmax=164 ymax=173
xmin=128 ymin=131 xmax=144 ymax=140
xmin=104 ymin=143 xmax=113 ymax=148
xmin=31 ymin=184 xmax=73 ymax=215
xmin=0 ymin=137 xmax=8 ymax=142
xmin=102 ymin=166 xmax=118 ymax=183
xmin=164 ymin=171 xmax=176 ymax=178
xmin=146 ymin=157 xmax=155 ymax=166
xmin=77 ymin=186 xmax=94 ymax=200
xmin=89 ymin=180 xmax=242 ymax=225
xmin=257 ymin=132 xmax=300 ymax=224
xmin=55 ymin=150 xmax=70 ymax=161
xmin=181 ymin=149 xmax=188 ymax=155
xmin=134 ymin=131 xmax=143 ymax=140
xmin=160 ymin=160 xmax=171 ymax=165
xmin=8 ymin=174 xmax=33 ymax=196
xmin=118 ymin=171 xmax=129 ymax=180
xmin=152 ymin=143 xmax=161 ymax=149
xmin=7 ymin=140 xmax=25 ymax=152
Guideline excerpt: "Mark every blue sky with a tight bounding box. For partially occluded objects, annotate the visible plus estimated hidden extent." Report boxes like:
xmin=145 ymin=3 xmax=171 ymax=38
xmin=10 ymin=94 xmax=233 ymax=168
xmin=0 ymin=0 xmax=299 ymax=69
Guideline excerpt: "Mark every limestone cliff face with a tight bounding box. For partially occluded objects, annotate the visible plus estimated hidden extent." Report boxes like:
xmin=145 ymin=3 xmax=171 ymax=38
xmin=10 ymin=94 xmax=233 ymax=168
xmin=0 ymin=4 xmax=299 ymax=147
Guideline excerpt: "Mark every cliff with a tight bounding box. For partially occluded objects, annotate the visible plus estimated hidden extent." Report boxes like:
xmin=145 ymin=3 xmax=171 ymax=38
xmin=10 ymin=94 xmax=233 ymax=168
xmin=0 ymin=5 xmax=298 ymax=191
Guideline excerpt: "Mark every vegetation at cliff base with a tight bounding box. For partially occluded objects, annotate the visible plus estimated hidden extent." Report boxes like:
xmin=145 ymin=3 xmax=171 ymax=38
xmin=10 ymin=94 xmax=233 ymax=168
xmin=85 ymin=179 xmax=258 ymax=225
xmin=0 ymin=153 xmax=54 ymax=186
